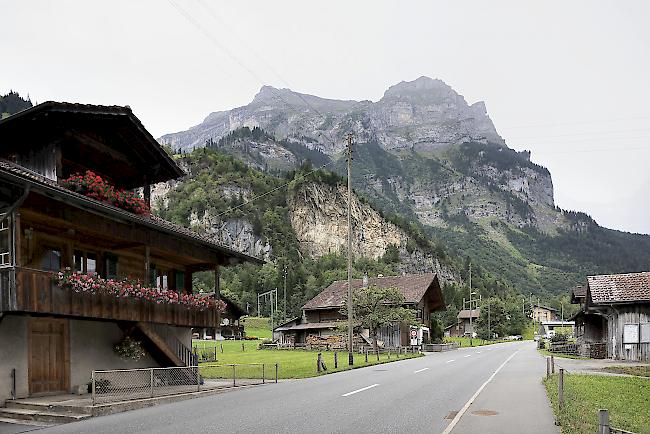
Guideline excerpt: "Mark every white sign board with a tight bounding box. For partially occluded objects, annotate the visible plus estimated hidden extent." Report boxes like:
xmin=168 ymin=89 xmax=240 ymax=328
xmin=640 ymin=323 xmax=650 ymax=344
xmin=623 ymin=323 xmax=639 ymax=344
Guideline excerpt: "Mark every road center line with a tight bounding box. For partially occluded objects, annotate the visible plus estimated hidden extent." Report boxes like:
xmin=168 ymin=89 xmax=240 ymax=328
xmin=414 ymin=368 xmax=429 ymax=373
xmin=342 ymin=384 xmax=379 ymax=397
xmin=463 ymin=354 xmax=472 ymax=358
xmin=445 ymin=360 xmax=455 ymax=363
xmin=442 ymin=350 xmax=520 ymax=434
xmin=475 ymin=351 xmax=481 ymax=354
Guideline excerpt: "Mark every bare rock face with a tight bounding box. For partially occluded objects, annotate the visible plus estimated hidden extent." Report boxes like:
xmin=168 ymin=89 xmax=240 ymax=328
xmin=159 ymin=77 xmax=503 ymax=154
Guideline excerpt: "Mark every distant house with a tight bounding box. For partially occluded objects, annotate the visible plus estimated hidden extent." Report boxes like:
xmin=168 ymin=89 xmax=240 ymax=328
xmin=194 ymin=294 xmax=246 ymax=340
xmin=456 ymin=309 xmax=480 ymax=337
xmin=532 ymin=305 xmax=558 ymax=322
xmin=273 ymin=273 xmax=445 ymax=348
xmin=570 ymin=272 xmax=650 ymax=362
xmin=538 ymin=321 xmax=575 ymax=338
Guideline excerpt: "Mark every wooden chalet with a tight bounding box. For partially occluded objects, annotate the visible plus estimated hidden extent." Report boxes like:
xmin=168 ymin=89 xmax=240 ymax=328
xmin=274 ymin=273 xmax=445 ymax=348
xmin=0 ymin=102 xmax=262 ymax=404
xmin=570 ymin=272 xmax=650 ymax=361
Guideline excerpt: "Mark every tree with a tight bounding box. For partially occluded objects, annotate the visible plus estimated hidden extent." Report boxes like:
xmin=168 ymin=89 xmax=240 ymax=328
xmin=343 ymin=285 xmax=417 ymax=357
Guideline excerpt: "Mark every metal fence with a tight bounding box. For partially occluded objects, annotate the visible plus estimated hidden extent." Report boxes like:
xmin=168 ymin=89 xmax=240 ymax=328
xmin=91 ymin=363 xmax=278 ymax=405
xmin=199 ymin=363 xmax=278 ymax=387
xmin=92 ymin=366 xmax=200 ymax=405
xmin=422 ymin=342 xmax=459 ymax=352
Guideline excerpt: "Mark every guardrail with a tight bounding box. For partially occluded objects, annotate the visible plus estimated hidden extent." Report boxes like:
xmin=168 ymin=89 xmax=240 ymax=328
xmin=422 ymin=342 xmax=459 ymax=352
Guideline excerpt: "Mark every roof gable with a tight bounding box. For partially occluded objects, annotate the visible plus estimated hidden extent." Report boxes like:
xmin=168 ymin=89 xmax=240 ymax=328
xmin=0 ymin=101 xmax=184 ymax=188
xmin=587 ymin=271 xmax=650 ymax=304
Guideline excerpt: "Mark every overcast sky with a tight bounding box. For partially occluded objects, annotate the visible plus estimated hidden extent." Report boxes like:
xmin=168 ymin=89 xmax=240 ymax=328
xmin=2 ymin=1 xmax=649 ymax=234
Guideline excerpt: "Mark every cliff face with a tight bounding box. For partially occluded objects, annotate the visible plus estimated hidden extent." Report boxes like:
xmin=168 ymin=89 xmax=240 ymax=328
xmin=288 ymin=182 xmax=453 ymax=278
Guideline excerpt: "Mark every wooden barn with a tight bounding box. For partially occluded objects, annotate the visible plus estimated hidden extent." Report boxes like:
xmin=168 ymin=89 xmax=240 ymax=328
xmin=274 ymin=273 xmax=445 ymax=348
xmin=0 ymin=102 xmax=262 ymax=405
xmin=570 ymin=272 xmax=650 ymax=362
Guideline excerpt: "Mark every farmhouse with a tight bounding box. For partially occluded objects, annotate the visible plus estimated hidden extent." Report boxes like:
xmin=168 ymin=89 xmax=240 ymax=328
xmin=570 ymin=272 xmax=650 ymax=362
xmin=532 ymin=304 xmax=558 ymax=322
xmin=274 ymin=273 xmax=445 ymax=348
xmin=455 ymin=309 xmax=480 ymax=337
xmin=0 ymin=102 xmax=261 ymax=405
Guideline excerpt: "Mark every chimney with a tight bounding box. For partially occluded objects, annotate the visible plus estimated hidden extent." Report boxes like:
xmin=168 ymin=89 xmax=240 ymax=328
xmin=362 ymin=273 xmax=369 ymax=288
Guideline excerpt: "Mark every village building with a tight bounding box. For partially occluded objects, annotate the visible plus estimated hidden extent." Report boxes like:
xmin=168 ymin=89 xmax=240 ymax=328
xmin=570 ymin=272 xmax=650 ymax=361
xmin=273 ymin=273 xmax=445 ymax=348
xmin=455 ymin=309 xmax=480 ymax=337
xmin=531 ymin=304 xmax=558 ymax=322
xmin=537 ymin=320 xmax=575 ymax=338
xmin=0 ymin=102 xmax=261 ymax=405
xmin=193 ymin=294 xmax=246 ymax=340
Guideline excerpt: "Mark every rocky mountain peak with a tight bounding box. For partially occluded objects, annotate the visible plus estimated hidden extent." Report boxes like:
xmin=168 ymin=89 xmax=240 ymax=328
xmin=381 ymin=76 xmax=454 ymax=100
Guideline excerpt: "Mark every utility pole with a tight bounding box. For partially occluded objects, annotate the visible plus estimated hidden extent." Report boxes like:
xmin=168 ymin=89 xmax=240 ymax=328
xmin=488 ymin=300 xmax=491 ymax=340
xmin=468 ymin=262 xmax=473 ymax=346
xmin=346 ymin=133 xmax=354 ymax=366
xmin=283 ymin=263 xmax=288 ymax=320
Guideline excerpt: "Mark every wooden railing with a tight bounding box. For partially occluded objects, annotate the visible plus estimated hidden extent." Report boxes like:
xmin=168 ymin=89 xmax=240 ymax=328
xmin=0 ymin=267 xmax=217 ymax=328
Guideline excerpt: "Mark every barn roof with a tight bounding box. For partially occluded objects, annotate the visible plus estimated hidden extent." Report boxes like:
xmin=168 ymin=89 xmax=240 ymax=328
xmin=457 ymin=309 xmax=480 ymax=319
xmin=302 ymin=273 xmax=443 ymax=310
xmin=587 ymin=271 xmax=650 ymax=304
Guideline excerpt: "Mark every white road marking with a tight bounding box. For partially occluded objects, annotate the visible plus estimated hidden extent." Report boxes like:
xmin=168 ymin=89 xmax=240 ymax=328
xmin=414 ymin=368 xmax=429 ymax=373
xmin=442 ymin=350 xmax=520 ymax=434
xmin=446 ymin=359 xmax=455 ymax=363
xmin=475 ymin=351 xmax=482 ymax=354
xmin=464 ymin=354 xmax=472 ymax=358
xmin=342 ymin=384 xmax=379 ymax=397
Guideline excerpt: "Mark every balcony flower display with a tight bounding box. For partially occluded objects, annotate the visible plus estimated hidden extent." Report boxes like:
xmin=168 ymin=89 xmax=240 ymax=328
xmin=60 ymin=170 xmax=150 ymax=216
xmin=55 ymin=269 xmax=227 ymax=312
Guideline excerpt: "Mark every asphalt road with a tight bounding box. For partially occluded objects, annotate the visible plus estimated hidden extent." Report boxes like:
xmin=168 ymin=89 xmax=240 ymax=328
xmin=33 ymin=341 xmax=557 ymax=434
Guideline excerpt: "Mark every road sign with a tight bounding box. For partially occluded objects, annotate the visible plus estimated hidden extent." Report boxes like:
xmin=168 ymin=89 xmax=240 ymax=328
xmin=410 ymin=329 xmax=417 ymax=338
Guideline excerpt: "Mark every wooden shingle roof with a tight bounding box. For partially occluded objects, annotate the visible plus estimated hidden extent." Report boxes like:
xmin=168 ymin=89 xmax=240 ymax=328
xmin=302 ymin=273 xmax=441 ymax=310
xmin=587 ymin=271 xmax=650 ymax=304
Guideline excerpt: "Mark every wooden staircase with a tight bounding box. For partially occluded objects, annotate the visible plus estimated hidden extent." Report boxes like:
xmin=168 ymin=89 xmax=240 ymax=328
xmin=136 ymin=322 xmax=197 ymax=367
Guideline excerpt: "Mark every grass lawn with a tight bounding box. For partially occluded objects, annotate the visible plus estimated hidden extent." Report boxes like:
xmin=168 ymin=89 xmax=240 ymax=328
xmin=543 ymin=373 xmax=650 ymax=434
xmin=444 ymin=337 xmax=510 ymax=348
xmin=601 ymin=365 xmax=650 ymax=378
xmin=193 ymin=339 xmax=421 ymax=379
xmin=241 ymin=316 xmax=272 ymax=339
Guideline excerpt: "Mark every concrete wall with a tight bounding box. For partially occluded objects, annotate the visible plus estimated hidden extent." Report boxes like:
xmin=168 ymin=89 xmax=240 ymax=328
xmin=69 ymin=319 xmax=158 ymax=391
xmin=0 ymin=315 xmax=28 ymax=405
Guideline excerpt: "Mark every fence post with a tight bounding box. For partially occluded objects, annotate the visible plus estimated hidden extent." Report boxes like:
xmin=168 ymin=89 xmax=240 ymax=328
xmin=150 ymin=368 xmax=154 ymax=398
xmin=91 ymin=371 xmax=96 ymax=406
xmin=275 ymin=363 xmax=278 ymax=383
xmin=197 ymin=366 xmax=201 ymax=392
xmin=193 ymin=346 xmax=198 ymax=362
xmin=334 ymin=352 xmax=338 ymax=369
xmin=558 ymin=368 xmax=564 ymax=409
xmin=551 ymin=355 xmax=555 ymax=374
xmin=262 ymin=364 xmax=265 ymax=384
xmin=233 ymin=365 xmax=236 ymax=387
xmin=365 ymin=349 xmax=368 ymax=363
xmin=546 ymin=357 xmax=550 ymax=379
xmin=317 ymin=353 xmax=322 ymax=373
xmin=598 ymin=409 xmax=609 ymax=434
xmin=242 ymin=342 xmax=245 ymax=352
xmin=221 ymin=343 xmax=223 ymax=353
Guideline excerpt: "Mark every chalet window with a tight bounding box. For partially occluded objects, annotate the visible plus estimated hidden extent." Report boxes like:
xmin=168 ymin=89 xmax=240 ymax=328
xmin=175 ymin=270 xmax=185 ymax=293
xmin=105 ymin=253 xmax=118 ymax=280
xmin=40 ymin=248 xmax=61 ymax=271
xmin=74 ymin=250 xmax=98 ymax=274
xmin=0 ymin=218 xmax=11 ymax=267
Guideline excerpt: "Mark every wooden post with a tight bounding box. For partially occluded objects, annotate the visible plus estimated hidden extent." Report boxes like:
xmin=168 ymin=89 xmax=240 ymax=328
xmin=232 ymin=365 xmax=236 ymax=387
xmin=546 ymin=357 xmax=550 ymax=379
xmin=365 ymin=349 xmax=368 ymax=363
xmin=317 ymin=353 xmax=322 ymax=373
xmin=262 ymin=364 xmax=265 ymax=384
xmin=221 ymin=343 xmax=223 ymax=353
xmin=275 ymin=363 xmax=278 ymax=383
xmin=242 ymin=342 xmax=245 ymax=352
xmin=551 ymin=355 xmax=555 ymax=374
xmin=598 ymin=409 xmax=609 ymax=434
xmin=558 ymin=368 xmax=564 ymax=409
xmin=334 ymin=352 xmax=338 ymax=369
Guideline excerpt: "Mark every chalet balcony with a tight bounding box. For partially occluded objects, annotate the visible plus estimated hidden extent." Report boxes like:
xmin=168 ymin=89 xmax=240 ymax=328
xmin=0 ymin=267 xmax=218 ymax=328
